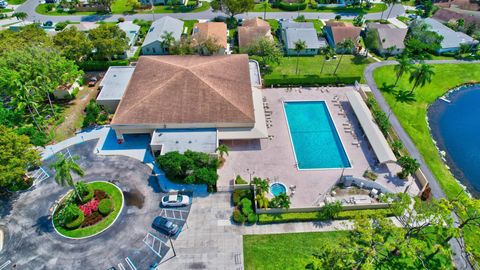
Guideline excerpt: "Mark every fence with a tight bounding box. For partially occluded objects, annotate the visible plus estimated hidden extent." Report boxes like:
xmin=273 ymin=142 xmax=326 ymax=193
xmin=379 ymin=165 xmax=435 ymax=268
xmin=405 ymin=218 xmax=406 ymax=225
xmin=255 ymin=202 xmax=391 ymax=215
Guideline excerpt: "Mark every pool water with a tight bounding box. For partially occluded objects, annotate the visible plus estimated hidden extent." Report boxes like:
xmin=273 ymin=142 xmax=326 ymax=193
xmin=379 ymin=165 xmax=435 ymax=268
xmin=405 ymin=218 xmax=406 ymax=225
xmin=270 ymin=183 xmax=287 ymax=197
xmin=284 ymin=101 xmax=351 ymax=169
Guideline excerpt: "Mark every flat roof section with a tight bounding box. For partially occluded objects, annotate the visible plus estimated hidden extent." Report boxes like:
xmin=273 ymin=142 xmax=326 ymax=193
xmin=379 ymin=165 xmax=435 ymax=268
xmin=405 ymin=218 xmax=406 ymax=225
xmin=97 ymin=66 xmax=135 ymax=101
xmin=151 ymin=128 xmax=218 ymax=154
xmin=346 ymin=91 xmax=397 ymax=164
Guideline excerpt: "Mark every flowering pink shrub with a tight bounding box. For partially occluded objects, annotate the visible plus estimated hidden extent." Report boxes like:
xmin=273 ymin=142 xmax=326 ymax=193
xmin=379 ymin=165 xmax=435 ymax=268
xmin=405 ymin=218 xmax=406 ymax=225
xmin=79 ymin=199 xmax=99 ymax=216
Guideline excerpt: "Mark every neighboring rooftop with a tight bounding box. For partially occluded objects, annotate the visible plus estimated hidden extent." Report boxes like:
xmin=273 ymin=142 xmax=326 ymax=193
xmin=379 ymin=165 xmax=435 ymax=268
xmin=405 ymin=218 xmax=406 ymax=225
xmin=97 ymin=66 xmax=135 ymax=101
xmin=192 ymin=22 xmax=228 ymax=49
xmin=433 ymin=8 xmax=480 ymax=27
xmin=111 ymin=55 xmax=254 ymax=126
xmin=423 ymin=18 xmax=478 ymax=48
xmin=281 ymin=21 xmax=315 ymax=29
xmin=285 ymin=28 xmax=322 ymax=49
xmin=151 ymin=128 xmax=218 ymax=154
xmin=117 ymin=22 xmax=140 ymax=47
xmin=376 ymin=27 xmax=408 ymax=50
xmin=143 ymin=16 xmax=184 ymax=47
xmin=324 ymin=23 xmax=362 ymax=45
xmin=65 ymin=22 xmax=99 ymax=32
xmin=238 ymin=18 xmax=272 ymax=49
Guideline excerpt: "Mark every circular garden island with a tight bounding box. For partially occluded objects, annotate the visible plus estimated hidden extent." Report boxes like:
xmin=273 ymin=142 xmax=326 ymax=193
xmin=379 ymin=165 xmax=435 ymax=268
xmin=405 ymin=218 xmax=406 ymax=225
xmin=52 ymin=181 xmax=124 ymax=239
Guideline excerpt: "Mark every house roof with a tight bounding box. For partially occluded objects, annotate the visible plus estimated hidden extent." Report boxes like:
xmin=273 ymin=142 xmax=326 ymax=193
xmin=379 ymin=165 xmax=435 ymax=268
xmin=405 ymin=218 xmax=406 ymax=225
xmin=285 ymin=28 xmax=322 ymax=49
xmin=142 ymin=16 xmax=184 ymax=47
xmin=65 ymin=22 xmax=99 ymax=32
xmin=366 ymin=22 xmax=393 ymax=29
xmin=325 ymin=25 xmax=362 ymax=45
xmin=111 ymin=55 xmax=255 ymax=126
xmin=242 ymin=18 xmax=270 ymax=28
xmin=376 ymin=28 xmax=408 ymax=50
xmin=97 ymin=66 xmax=135 ymax=101
xmin=192 ymin=22 xmax=228 ymax=49
xmin=325 ymin=20 xmax=350 ymax=27
xmin=423 ymin=18 xmax=477 ymax=49
xmin=433 ymin=8 xmax=480 ymax=27
xmin=281 ymin=21 xmax=315 ymax=29
xmin=117 ymin=22 xmax=140 ymax=46
xmin=238 ymin=19 xmax=273 ymax=49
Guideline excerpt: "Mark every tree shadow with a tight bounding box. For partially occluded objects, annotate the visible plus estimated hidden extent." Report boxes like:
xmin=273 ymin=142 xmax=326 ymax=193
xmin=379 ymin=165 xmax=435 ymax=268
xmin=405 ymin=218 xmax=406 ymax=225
xmin=33 ymin=215 xmax=55 ymax=235
xmin=379 ymin=82 xmax=397 ymax=94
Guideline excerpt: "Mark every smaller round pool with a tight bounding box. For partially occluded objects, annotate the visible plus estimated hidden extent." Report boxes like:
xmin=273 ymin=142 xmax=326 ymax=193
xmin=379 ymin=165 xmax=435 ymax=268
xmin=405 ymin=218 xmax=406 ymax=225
xmin=270 ymin=183 xmax=287 ymax=197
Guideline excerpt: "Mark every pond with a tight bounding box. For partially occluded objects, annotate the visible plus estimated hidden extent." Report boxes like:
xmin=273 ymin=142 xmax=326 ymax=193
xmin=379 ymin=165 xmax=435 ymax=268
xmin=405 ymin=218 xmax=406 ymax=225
xmin=428 ymin=84 xmax=480 ymax=197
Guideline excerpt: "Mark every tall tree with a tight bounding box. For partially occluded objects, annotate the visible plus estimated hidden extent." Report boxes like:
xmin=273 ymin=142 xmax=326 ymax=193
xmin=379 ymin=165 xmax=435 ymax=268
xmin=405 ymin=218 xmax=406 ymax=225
xmin=393 ymin=56 xmax=412 ymax=87
xmin=320 ymin=46 xmax=335 ymax=74
xmin=0 ymin=125 xmax=41 ymax=190
xmin=160 ymin=31 xmax=175 ymax=53
xmin=246 ymin=37 xmax=282 ymax=67
xmin=89 ymin=24 xmax=129 ymax=60
xmin=408 ymin=63 xmax=435 ymax=93
xmin=210 ymin=0 xmax=255 ymax=20
xmin=12 ymin=12 xmax=27 ymax=24
xmin=293 ymin=39 xmax=306 ymax=75
xmin=49 ymin=153 xmax=85 ymax=201
xmin=333 ymin=39 xmax=355 ymax=75
xmin=53 ymin=27 xmax=93 ymax=62
xmin=261 ymin=0 xmax=268 ymax=20
xmin=216 ymin=144 xmax=229 ymax=159
xmin=397 ymin=155 xmax=420 ymax=179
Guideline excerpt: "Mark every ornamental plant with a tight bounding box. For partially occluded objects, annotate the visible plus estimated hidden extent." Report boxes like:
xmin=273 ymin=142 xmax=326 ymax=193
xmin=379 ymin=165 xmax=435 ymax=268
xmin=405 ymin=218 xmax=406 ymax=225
xmin=79 ymin=199 xmax=99 ymax=216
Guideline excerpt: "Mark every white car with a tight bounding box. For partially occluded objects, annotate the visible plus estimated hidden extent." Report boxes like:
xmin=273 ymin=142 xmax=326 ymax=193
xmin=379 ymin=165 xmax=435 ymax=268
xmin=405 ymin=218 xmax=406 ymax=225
xmin=161 ymin=194 xmax=190 ymax=207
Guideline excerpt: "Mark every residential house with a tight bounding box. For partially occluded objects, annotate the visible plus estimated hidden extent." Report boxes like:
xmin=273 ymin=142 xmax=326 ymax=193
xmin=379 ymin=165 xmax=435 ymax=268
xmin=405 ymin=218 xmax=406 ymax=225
xmin=366 ymin=23 xmax=408 ymax=55
xmin=238 ymin=18 xmax=273 ymax=51
xmin=433 ymin=8 xmax=480 ymax=28
xmin=140 ymin=0 xmax=187 ymax=6
xmin=65 ymin=22 xmax=99 ymax=32
xmin=118 ymin=21 xmax=141 ymax=58
xmin=423 ymin=18 xmax=478 ymax=53
xmin=110 ymin=55 xmax=268 ymax=152
xmin=141 ymin=16 xmax=184 ymax=55
xmin=280 ymin=21 xmax=325 ymax=56
xmin=323 ymin=21 xmax=362 ymax=52
xmin=96 ymin=66 xmax=135 ymax=113
xmin=191 ymin=22 xmax=228 ymax=55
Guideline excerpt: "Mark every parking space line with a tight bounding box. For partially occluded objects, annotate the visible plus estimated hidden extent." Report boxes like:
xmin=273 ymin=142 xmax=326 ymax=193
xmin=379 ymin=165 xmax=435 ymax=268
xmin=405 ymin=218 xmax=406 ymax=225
xmin=125 ymin=257 xmax=137 ymax=270
xmin=160 ymin=209 xmax=188 ymax=222
xmin=143 ymin=233 xmax=166 ymax=259
xmin=0 ymin=260 xmax=11 ymax=270
xmin=117 ymin=263 xmax=126 ymax=270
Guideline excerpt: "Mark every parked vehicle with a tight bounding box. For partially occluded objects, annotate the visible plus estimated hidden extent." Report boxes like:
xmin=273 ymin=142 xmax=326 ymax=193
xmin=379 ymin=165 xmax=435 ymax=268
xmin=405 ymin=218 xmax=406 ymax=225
xmin=0 ymin=1 xmax=7 ymax=8
xmin=152 ymin=216 xmax=179 ymax=236
xmin=88 ymin=76 xmax=98 ymax=87
xmin=161 ymin=194 xmax=190 ymax=207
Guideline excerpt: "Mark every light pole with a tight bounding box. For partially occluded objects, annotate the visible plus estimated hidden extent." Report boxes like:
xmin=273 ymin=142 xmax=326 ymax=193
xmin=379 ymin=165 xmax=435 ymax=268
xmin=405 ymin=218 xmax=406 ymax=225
xmin=246 ymin=168 xmax=255 ymax=183
xmin=169 ymin=236 xmax=176 ymax=257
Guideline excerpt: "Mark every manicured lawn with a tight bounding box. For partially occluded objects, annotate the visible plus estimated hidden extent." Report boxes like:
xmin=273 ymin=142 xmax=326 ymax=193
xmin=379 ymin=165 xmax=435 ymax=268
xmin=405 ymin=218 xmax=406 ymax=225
xmin=244 ymin=231 xmax=349 ymax=270
xmin=53 ymin=181 xmax=124 ymax=238
xmin=36 ymin=4 xmax=98 ymax=15
xmin=0 ymin=8 xmax=13 ymax=13
xmin=266 ymin=55 xmax=374 ymax=82
xmin=182 ymin=19 xmax=198 ymax=36
xmin=6 ymin=0 xmax=26 ymax=4
xmin=251 ymin=2 xmax=386 ymax=13
xmin=373 ymin=63 xmax=480 ymax=259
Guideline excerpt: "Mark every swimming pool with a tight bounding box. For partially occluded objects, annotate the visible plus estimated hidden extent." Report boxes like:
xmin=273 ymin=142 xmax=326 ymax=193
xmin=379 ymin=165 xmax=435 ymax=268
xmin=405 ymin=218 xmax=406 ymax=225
xmin=284 ymin=101 xmax=351 ymax=169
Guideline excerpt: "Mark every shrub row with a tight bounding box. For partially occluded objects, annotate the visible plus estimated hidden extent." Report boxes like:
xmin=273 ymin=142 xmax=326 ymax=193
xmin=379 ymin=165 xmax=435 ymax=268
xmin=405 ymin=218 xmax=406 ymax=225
xmin=79 ymin=60 xmax=129 ymax=71
xmin=263 ymin=74 xmax=361 ymax=87
xmin=278 ymin=1 xmax=307 ymax=11
xmin=65 ymin=212 xmax=85 ymax=229
xmin=257 ymin=208 xmax=393 ymax=224
xmin=99 ymin=199 xmax=113 ymax=216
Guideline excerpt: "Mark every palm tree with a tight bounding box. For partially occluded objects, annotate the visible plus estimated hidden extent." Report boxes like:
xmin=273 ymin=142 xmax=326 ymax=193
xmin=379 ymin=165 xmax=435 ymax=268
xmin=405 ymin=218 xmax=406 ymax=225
xmin=408 ymin=63 xmax=435 ymax=93
xmin=11 ymin=83 xmax=44 ymax=133
xmin=294 ymin=40 xmax=306 ymax=75
xmin=216 ymin=144 xmax=229 ymax=159
xmin=12 ymin=12 xmax=27 ymax=25
xmin=252 ymin=177 xmax=269 ymax=193
xmin=261 ymin=0 xmax=269 ymax=20
xmin=398 ymin=156 xmax=420 ymax=179
xmin=320 ymin=46 xmax=335 ymax=74
xmin=333 ymin=39 xmax=355 ymax=75
xmin=393 ymin=56 xmax=412 ymax=87
xmin=161 ymin=31 xmax=175 ymax=53
xmin=50 ymin=153 xmax=85 ymax=201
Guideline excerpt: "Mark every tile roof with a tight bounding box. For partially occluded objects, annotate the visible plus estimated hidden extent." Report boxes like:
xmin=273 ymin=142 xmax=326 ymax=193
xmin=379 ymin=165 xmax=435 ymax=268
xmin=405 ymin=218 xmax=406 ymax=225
xmin=238 ymin=18 xmax=273 ymax=49
xmin=192 ymin=22 xmax=228 ymax=49
xmin=111 ymin=55 xmax=254 ymax=126
xmin=326 ymin=25 xmax=362 ymax=45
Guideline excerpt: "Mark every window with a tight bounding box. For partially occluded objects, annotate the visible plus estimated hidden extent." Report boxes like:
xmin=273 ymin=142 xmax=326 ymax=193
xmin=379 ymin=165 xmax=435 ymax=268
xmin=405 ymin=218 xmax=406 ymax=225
xmin=152 ymin=48 xmax=156 ymax=53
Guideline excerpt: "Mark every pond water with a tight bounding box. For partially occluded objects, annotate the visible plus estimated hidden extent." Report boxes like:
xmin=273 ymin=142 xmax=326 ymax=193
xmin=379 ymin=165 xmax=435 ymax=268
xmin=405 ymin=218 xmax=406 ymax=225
xmin=427 ymin=84 xmax=480 ymax=197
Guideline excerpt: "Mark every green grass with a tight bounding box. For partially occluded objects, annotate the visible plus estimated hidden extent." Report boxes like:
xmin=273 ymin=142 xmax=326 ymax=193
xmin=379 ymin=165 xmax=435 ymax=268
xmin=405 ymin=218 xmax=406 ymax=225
xmin=0 ymin=8 xmax=13 ymax=13
xmin=53 ymin=181 xmax=123 ymax=238
xmin=244 ymin=231 xmax=350 ymax=270
xmin=373 ymin=63 xmax=480 ymax=259
xmin=182 ymin=19 xmax=198 ymax=36
xmin=38 ymin=1 xmax=210 ymax=15
xmin=6 ymin=0 xmax=26 ymax=4
xmin=265 ymin=55 xmax=374 ymax=83
xmin=251 ymin=2 xmax=386 ymax=13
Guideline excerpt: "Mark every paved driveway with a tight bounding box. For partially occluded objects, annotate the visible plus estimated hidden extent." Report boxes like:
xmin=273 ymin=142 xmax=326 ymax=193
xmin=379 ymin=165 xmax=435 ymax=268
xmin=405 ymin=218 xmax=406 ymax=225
xmin=0 ymin=140 xmax=190 ymax=269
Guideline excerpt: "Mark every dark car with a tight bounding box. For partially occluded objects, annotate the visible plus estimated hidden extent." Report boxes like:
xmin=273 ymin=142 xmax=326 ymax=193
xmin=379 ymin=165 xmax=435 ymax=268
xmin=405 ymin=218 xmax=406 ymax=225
xmin=152 ymin=216 xmax=179 ymax=236
xmin=88 ymin=76 xmax=98 ymax=87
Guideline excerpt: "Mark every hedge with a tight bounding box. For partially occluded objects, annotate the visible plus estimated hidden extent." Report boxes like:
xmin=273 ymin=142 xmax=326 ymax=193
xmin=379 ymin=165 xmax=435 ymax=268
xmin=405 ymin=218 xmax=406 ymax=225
xmin=263 ymin=74 xmax=361 ymax=87
xmin=65 ymin=212 xmax=85 ymax=229
xmin=79 ymin=60 xmax=129 ymax=71
xmin=278 ymin=1 xmax=307 ymax=11
xmin=98 ymin=199 xmax=113 ymax=216
xmin=257 ymin=208 xmax=393 ymax=224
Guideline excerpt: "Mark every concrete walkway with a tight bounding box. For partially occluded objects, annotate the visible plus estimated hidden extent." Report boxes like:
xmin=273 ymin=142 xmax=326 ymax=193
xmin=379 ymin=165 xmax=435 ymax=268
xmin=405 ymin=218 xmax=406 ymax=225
xmin=364 ymin=59 xmax=480 ymax=270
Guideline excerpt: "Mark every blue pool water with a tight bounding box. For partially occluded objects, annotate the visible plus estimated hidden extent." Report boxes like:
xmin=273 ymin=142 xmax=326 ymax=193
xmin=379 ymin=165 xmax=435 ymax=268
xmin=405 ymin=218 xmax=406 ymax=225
xmin=428 ymin=85 xmax=480 ymax=197
xmin=284 ymin=101 xmax=350 ymax=169
xmin=270 ymin=183 xmax=287 ymax=196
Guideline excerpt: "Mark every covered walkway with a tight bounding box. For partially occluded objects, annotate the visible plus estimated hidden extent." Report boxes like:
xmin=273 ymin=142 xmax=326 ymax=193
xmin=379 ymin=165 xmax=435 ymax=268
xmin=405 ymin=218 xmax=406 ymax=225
xmin=346 ymin=91 xmax=397 ymax=164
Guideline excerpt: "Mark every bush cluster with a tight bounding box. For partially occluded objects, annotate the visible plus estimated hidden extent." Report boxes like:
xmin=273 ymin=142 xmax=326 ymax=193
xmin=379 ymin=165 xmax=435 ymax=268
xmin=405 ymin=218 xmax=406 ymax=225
xmin=278 ymin=1 xmax=307 ymax=11
xmin=232 ymin=189 xmax=253 ymax=206
xmin=82 ymin=100 xmax=109 ymax=128
xmin=78 ymin=60 xmax=129 ymax=71
xmin=234 ymin=175 xmax=248 ymax=185
xmin=264 ymin=75 xmax=361 ymax=87
xmin=232 ymin=197 xmax=257 ymax=224
xmin=365 ymin=97 xmax=391 ymax=136
xmin=157 ymin=150 xmax=219 ymax=190
xmin=99 ymin=199 xmax=113 ymax=216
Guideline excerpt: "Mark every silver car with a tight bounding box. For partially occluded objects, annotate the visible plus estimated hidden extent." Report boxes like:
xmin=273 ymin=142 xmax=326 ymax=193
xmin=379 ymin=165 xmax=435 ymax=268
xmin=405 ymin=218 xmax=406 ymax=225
xmin=161 ymin=194 xmax=190 ymax=207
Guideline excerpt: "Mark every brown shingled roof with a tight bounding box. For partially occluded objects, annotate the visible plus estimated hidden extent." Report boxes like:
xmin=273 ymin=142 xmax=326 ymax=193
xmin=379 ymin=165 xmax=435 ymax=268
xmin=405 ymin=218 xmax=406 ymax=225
xmin=192 ymin=22 xmax=228 ymax=49
xmin=330 ymin=26 xmax=362 ymax=45
xmin=238 ymin=18 xmax=273 ymax=49
xmin=111 ymin=55 xmax=255 ymax=126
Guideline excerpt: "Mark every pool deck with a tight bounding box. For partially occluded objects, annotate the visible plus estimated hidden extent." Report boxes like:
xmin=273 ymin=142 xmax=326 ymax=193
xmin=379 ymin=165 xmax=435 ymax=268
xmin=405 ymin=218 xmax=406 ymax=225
xmin=218 ymin=86 xmax=420 ymax=208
